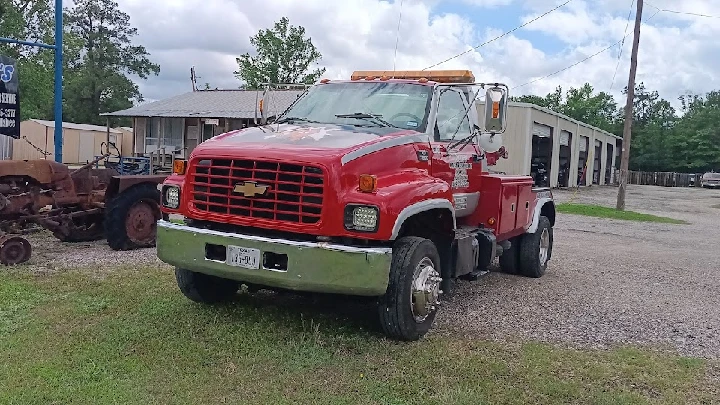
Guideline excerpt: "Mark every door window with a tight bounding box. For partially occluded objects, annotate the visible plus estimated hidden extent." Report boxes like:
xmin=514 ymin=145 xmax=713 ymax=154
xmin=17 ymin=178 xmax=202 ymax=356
xmin=435 ymin=89 xmax=471 ymax=141
xmin=202 ymin=124 xmax=214 ymax=142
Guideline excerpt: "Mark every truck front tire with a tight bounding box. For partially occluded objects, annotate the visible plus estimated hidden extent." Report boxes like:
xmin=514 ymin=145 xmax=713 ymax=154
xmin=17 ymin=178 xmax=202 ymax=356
xmin=518 ymin=215 xmax=553 ymax=278
xmin=175 ymin=268 xmax=239 ymax=304
xmin=378 ymin=236 xmax=442 ymax=341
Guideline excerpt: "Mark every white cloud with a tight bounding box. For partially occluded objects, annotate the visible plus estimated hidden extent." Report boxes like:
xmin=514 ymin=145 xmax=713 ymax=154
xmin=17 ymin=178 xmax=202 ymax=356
xmin=116 ymin=0 xmax=720 ymax=113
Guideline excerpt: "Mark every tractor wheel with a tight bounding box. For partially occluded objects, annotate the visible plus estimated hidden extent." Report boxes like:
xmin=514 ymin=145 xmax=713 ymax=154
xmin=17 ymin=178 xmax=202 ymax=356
xmin=0 ymin=236 xmax=32 ymax=265
xmin=377 ymin=236 xmax=442 ymax=341
xmin=517 ymin=215 xmax=553 ymax=278
xmin=104 ymin=183 xmax=161 ymax=251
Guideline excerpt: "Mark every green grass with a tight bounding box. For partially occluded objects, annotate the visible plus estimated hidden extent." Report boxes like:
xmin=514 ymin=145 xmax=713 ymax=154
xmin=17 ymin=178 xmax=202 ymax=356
xmin=0 ymin=266 xmax=715 ymax=404
xmin=557 ymin=203 xmax=688 ymax=224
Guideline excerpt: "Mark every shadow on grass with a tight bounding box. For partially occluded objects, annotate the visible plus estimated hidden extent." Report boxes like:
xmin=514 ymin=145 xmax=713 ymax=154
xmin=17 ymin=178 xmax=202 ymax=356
xmin=221 ymin=287 xmax=385 ymax=339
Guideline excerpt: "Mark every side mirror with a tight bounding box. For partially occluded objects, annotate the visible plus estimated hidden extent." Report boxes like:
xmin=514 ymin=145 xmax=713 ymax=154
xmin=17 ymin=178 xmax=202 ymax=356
xmin=260 ymin=88 xmax=268 ymax=125
xmin=483 ymin=85 xmax=508 ymax=133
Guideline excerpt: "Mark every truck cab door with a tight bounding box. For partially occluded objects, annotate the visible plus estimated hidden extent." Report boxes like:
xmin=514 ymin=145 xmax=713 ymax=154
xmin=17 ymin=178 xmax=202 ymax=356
xmin=429 ymin=87 xmax=484 ymax=218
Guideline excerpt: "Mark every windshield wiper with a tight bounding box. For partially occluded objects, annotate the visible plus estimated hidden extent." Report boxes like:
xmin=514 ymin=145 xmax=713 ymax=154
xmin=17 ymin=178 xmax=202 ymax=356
xmin=448 ymin=133 xmax=476 ymax=151
xmin=275 ymin=116 xmax=323 ymax=124
xmin=335 ymin=112 xmax=401 ymax=128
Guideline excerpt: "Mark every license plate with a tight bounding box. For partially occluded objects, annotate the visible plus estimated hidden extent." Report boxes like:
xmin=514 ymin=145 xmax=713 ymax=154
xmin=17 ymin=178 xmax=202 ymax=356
xmin=226 ymin=245 xmax=261 ymax=269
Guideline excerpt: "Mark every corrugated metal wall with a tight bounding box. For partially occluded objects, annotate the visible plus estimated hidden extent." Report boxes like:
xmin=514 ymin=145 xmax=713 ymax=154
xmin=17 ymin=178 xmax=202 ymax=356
xmin=12 ymin=120 xmax=130 ymax=163
xmin=0 ymin=135 xmax=13 ymax=160
xmin=475 ymin=103 xmax=621 ymax=188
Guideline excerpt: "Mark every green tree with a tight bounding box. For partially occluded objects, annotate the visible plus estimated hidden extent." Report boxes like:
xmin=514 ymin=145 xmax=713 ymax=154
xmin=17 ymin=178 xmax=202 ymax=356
xmin=63 ymin=0 xmax=159 ymax=125
xmin=620 ymin=83 xmax=678 ymax=171
xmin=561 ymin=84 xmax=618 ymax=132
xmin=512 ymin=84 xmax=618 ymax=133
xmin=234 ymin=17 xmax=325 ymax=89
xmin=512 ymin=86 xmax=562 ymax=111
xmin=668 ymin=90 xmax=720 ymax=172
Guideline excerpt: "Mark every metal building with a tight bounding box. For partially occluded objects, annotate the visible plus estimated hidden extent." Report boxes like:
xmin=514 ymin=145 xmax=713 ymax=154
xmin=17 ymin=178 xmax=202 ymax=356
xmin=11 ymin=120 xmax=134 ymax=164
xmin=477 ymin=101 xmax=622 ymax=188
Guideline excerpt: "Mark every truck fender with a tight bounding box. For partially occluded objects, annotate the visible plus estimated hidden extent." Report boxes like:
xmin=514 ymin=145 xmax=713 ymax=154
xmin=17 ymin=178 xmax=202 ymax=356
xmin=390 ymin=198 xmax=456 ymax=240
xmin=525 ymin=198 xmax=556 ymax=234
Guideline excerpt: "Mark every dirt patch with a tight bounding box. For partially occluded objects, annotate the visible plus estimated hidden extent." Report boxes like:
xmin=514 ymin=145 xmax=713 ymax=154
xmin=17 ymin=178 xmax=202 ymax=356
xmin=17 ymin=231 xmax=163 ymax=277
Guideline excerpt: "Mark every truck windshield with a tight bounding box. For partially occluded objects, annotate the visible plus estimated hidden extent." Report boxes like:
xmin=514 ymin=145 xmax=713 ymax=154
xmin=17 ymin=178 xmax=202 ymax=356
xmin=277 ymin=82 xmax=433 ymax=132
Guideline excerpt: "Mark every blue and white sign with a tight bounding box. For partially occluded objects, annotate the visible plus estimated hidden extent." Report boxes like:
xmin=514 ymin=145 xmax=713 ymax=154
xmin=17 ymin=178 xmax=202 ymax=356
xmin=0 ymin=55 xmax=20 ymax=139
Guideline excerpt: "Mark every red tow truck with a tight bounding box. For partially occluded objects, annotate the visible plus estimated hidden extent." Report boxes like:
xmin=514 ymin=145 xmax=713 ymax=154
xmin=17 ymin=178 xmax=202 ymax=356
xmin=156 ymin=70 xmax=556 ymax=341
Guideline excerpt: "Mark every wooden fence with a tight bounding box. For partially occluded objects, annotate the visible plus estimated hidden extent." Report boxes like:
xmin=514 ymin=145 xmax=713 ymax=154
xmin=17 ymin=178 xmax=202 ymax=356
xmin=612 ymin=170 xmax=704 ymax=187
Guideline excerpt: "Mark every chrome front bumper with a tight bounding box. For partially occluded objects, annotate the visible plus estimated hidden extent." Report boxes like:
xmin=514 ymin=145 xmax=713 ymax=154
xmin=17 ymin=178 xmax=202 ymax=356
xmin=156 ymin=220 xmax=393 ymax=296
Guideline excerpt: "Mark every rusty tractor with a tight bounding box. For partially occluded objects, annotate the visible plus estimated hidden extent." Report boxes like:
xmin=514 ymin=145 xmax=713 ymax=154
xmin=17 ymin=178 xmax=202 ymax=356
xmin=0 ymin=154 xmax=169 ymax=265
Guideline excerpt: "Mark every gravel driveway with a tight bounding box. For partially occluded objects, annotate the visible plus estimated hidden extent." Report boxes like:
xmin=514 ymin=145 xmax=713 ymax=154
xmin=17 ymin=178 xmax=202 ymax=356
xmin=16 ymin=184 xmax=720 ymax=359
xmin=437 ymin=185 xmax=720 ymax=360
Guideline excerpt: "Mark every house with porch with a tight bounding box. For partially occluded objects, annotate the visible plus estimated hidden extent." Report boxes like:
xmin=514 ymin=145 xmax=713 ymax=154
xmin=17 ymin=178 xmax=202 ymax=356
xmin=101 ymin=89 xmax=305 ymax=159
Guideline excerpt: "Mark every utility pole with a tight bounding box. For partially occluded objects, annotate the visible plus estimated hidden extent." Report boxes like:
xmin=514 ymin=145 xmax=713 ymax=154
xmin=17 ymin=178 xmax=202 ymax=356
xmin=616 ymin=0 xmax=643 ymax=211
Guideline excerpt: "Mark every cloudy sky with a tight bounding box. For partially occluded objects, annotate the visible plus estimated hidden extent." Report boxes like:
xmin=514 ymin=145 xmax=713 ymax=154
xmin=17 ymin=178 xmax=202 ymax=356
xmin=115 ymin=0 xmax=720 ymax=111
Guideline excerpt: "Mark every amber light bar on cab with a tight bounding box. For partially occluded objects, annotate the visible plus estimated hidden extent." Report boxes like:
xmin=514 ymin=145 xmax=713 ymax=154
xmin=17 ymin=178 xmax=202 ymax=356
xmin=350 ymin=70 xmax=475 ymax=83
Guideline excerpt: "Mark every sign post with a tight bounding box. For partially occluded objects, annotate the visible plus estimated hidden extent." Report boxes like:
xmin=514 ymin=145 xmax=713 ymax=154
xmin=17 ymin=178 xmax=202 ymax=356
xmin=0 ymin=55 xmax=20 ymax=139
xmin=0 ymin=0 xmax=63 ymax=162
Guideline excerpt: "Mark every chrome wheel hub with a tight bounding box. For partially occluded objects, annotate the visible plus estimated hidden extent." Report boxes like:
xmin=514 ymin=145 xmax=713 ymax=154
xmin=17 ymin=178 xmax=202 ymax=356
xmin=539 ymin=228 xmax=550 ymax=265
xmin=411 ymin=257 xmax=442 ymax=323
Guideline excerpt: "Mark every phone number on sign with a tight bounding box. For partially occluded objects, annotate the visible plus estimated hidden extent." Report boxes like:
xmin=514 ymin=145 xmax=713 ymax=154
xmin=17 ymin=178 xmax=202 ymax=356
xmin=0 ymin=109 xmax=16 ymax=118
xmin=0 ymin=118 xmax=17 ymax=128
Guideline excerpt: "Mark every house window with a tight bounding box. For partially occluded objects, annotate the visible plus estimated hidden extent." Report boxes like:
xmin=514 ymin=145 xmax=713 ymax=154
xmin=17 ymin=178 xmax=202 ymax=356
xmin=145 ymin=117 xmax=161 ymax=151
xmin=163 ymin=118 xmax=184 ymax=151
xmin=144 ymin=117 xmax=183 ymax=152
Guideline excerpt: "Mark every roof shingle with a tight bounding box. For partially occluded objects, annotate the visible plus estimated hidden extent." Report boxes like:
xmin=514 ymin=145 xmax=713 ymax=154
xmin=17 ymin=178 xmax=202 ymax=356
xmin=101 ymin=89 xmax=305 ymax=119
xmin=30 ymin=119 xmax=123 ymax=133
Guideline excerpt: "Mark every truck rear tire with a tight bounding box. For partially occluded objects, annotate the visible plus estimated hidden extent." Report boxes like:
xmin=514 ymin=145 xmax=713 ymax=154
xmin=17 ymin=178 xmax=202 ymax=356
xmin=175 ymin=268 xmax=239 ymax=304
xmin=377 ymin=236 xmax=442 ymax=341
xmin=104 ymin=183 xmax=161 ymax=251
xmin=518 ymin=215 xmax=553 ymax=278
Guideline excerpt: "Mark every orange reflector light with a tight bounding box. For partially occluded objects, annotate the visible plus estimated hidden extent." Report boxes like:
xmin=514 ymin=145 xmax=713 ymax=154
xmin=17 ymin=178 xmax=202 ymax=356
xmin=259 ymin=99 xmax=264 ymax=112
xmin=358 ymin=174 xmax=378 ymax=192
xmin=487 ymin=217 xmax=496 ymax=226
xmin=492 ymin=101 xmax=500 ymax=119
xmin=350 ymin=70 xmax=475 ymax=83
xmin=320 ymin=78 xmax=330 ymax=83
xmin=173 ymin=159 xmax=187 ymax=175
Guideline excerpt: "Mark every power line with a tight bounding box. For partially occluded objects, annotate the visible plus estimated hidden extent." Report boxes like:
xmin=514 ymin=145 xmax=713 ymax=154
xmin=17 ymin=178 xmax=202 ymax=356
xmin=513 ymin=41 xmax=623 ymax=90
xmin=609 ymin=0 xmax=635 ymax=91
xmin=392 ymin=0 xmax=404 ymax=72
xmin=422 ymin=0 xmax=575 ymax=71
xmin=645 ymin=2 xmax=720 ymax=19
xmin=513 ymin=7 xmax=660 ymax=91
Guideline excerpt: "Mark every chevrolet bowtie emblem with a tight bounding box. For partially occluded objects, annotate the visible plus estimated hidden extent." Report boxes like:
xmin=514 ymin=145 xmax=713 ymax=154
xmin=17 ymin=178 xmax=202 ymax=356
xmin=233 ymin=181 xmax=270 ymax=197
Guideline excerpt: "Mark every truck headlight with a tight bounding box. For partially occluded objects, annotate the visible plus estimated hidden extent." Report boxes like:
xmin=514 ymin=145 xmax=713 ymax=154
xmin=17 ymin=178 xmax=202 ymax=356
xmin=344 ymin=204 xmax=379 ymax=232
xmin=162 ymin=185 xmax=181 ymax=209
